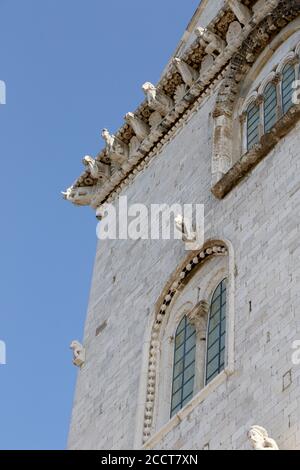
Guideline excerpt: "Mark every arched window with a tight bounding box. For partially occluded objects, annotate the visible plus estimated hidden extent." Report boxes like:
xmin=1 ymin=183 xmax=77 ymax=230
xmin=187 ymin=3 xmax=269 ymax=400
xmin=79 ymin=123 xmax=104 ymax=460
xmin=205 ymin=279 xmax=227 ymax=385
xmin=170 ymin=316 xmax=196 ymax=417
xmin=246 ymin=102 xmax=260 ymax=151
xmin=282 ymin=63 xmax=296 ymax=114
xmin=263 ymin=82 xmax=277 ymax=133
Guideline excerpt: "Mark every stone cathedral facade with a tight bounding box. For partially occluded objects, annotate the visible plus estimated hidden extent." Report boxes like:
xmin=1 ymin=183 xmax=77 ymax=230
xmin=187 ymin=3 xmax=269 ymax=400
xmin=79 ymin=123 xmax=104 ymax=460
xmin=64 ymin=0 xmax=300 ymax=450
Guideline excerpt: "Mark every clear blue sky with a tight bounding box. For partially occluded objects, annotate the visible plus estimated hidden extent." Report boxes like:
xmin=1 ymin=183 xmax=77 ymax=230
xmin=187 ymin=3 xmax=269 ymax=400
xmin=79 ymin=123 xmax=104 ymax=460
xmin=0 ymin=0 xmax=200 ymax=449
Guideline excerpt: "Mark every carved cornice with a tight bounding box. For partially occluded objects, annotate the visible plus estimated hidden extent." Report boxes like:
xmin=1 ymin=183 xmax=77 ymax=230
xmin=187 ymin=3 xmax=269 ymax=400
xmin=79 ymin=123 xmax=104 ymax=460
xmin=63 ymin=1 xmax=300 ymax=211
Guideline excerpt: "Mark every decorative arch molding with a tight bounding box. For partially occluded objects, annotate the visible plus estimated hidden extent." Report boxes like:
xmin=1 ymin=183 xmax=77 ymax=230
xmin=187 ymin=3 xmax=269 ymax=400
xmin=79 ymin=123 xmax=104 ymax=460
xmin=257 ymin=72 xmax=277 ymax=96
xmin=276 ymin=51 xmax=298 ymax=74
xmin=136 ymin=239 xmax=235 ymax=446
xmin=211 ymin=1 xmax=300 ymax=189
xmin=240 ymin=91 xmax=258 ymax=114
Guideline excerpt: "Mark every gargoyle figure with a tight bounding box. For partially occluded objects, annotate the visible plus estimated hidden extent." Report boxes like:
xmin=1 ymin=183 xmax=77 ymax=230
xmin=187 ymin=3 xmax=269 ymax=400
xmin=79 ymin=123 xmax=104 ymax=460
xmin=195 ymin=27 xmax=226 ymax=56
xmin=173 ymin=58 xmax=199 ymax=87
xmin=142 ymin=82 xmax=174 ymax=116
xmin=61 ymin=185 xmax=94 ymax=206
xmin=248 ymin=425 xmax=279 ymax=450
xmin=101 ymin=128 xmax=129 ymax=165
xmin=70 ymin=340 xmax=86 ymax=368
xmin=82 ymin=155 xmax=110 ymax=181
xmin=125 ymin=112 xmax=150 ymax=141
xmin=175 ymin=215 xmax=197 ymax=242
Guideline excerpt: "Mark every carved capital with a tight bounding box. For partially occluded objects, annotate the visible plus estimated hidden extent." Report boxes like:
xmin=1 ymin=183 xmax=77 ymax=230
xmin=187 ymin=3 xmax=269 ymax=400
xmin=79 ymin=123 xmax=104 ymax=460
xmin=239 ymin=110 xmax=247 ymax=124
xmin=272 ymin=72 xmax=282 ymax=85
xmin=187 ymin=301 xmax=209 ymax=340
xmin=256 ymin=94 xmax=264 ymax=105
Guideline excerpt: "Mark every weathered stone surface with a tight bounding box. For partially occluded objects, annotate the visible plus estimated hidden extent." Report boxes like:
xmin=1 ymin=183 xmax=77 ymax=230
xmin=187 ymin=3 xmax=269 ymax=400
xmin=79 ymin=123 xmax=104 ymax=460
xmin=67 ymin=0 xmax=300 ymax=451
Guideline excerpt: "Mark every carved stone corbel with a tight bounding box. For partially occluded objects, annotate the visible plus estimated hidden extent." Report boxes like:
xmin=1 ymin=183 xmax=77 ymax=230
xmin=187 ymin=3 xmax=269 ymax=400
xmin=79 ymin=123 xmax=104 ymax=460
xmin=61 ymin=185 xmax=95 ymax=206
xmin=195 ymin=27 xmax=226 ymax=56
xmin=226 ymin=0 xmax=252 ymax=26
xmin=200 ymin=55 xmax=215 ymax=82
xmin=101 ymin=128 xmax=129 ymax=166
xmin=226 ymin=21 xmax=243 ymax=48
xmin=173 ymin=58 xmax=199 ymax=87
xmin=124 ymin=112 xmax=150 ymax=141
xmin=70 ymin=340 xmax=86 ymax=368
xmin=82 ymin=155 xmax=110 ymax=181
xmin=142 ymin=82 xmax=174 ymax=116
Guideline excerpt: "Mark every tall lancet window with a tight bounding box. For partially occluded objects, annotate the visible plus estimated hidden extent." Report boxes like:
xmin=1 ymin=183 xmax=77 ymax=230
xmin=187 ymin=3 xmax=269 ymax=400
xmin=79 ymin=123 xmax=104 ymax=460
xmin=205 ymin=279 xmax=227 ymax=385
xmin=170 ymin=316 xmax=196 ymax=417
xmin=282 ymin=63 xmax=296 ymax=114
xmin=263 ymin=83 xmax=277 ymax=133
xmin=246 ymin=102 xmax=260 ymax=151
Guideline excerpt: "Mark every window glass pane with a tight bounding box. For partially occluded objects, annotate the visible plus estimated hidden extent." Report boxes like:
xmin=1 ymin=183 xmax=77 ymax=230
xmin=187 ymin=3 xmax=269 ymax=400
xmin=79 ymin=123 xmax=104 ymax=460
xmin=171 ymin=404 xmax=181 ymax=416
xmin=221 ymin=317 xmax=226 ymax=335
xmin=173 ymin=359 xmax=184 ymax=378
xmin=207 ymin=324 xmax=219 ymax=347
xmin=173 ymin=374 xmax=183 ymax=394
xmin=282 ymin=64 xmax=295 ymax=114
xmin=185 ymin=346 xmax=196 ymax=367
xmin=183 ymin=362 xmax=195 ymax=384
xmin=220 ymin=332 xmax=226 ymax=350
xmin=174 ymin=344 xmax=184 ymax=363
xmin=170 ymin=316 xmax=196 ymax=417
xmin=206 ymin=355 xmax=219 ymax=380
xmin=206 ymin=279 xmax=227 ymax=385
xmin=210 ymin=298 xmax=221 ymax=317
xmin=247 ymin=103 xmax=260 ymax=151
xmin=175 ymin=329 xmax=185 ymax=349
xmin=182 ymin=378 xmax=194 ymax=400
xmin=264 ymin=83 xmax=277 ymax=133
xmin=182 ymin=394 xmax=193 ymax=407
xmin=171 ymin=389 xmax=182 ymax=410
xmin=209 ymin=311 xmax=220 ymax=331
xmin=207 ymin=339 xmax=220 ymax=362
xmin=186 ymin=332 xmax=196 ymax=352
xmin=186 ymin=322 xmax=195 ymax=338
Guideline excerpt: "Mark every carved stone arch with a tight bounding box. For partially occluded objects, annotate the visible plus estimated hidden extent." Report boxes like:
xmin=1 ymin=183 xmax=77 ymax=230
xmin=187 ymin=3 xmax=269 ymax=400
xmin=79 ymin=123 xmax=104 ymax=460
xmin=276 ymin=51 xmax=298 ymax=74
xmin=133 ymin=239 xmax=235 ymax=447
xmin=211 ymin=4 xmax=300 ymax=193
xmin=240 ymin=91 xmax=258 ymax=115
xmin=258 ymin=72 xmax=277 ymax=96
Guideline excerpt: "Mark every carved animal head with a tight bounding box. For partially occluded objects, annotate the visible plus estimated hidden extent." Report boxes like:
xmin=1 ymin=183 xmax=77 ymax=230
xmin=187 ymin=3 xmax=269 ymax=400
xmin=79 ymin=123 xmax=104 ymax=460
xmin=61 ymin=186 xmax=73 ymax=200
xmin=142 ymin=82 xmax=156 ymax=94
xmin=125 ymin=112 xmax=135 ymax=123
xmin=82 ymin=155 xmax=94 ymax=167
xmin=70 ymin=340 xmax=81 ymax=351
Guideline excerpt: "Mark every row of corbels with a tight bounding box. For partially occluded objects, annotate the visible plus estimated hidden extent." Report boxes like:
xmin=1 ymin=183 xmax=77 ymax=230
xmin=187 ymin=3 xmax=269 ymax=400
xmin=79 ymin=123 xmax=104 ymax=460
xmin=62 ymin=1 xmax=279 ymax=206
